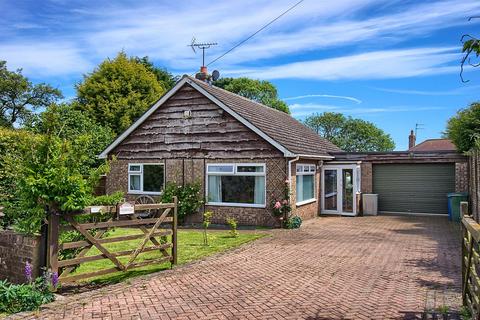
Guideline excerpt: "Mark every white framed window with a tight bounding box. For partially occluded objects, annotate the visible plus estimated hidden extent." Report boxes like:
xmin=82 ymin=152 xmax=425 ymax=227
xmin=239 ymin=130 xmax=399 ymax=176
xmin=206 ymin=163 xmax=266 ymax=208
xmin=296 ymin=164 xmax=316 ymax=205
xmin=128 ymin=163 xmax=165 ymax=195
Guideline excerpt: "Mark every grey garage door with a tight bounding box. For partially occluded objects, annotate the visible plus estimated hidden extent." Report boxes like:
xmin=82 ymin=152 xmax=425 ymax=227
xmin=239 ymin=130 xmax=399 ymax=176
xmin=372 ymin=163 xmax=455 ymax=214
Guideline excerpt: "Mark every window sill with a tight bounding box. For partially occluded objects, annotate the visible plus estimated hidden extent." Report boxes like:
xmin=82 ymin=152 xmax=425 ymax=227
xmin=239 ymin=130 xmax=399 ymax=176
xmin=206 ymin=202 xmax=266 ymax=209
xmin=296 ymin=199 xmax=317 ymax=207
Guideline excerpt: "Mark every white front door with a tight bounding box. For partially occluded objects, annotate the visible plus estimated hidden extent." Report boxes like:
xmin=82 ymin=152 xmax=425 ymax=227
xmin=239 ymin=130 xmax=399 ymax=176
xmin=321 ymin=165 xmax=360 ymax=216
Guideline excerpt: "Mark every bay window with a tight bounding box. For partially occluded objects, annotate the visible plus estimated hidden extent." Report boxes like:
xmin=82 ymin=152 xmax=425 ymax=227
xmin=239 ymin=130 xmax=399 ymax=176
xmin=296 ymin=164 xmax=316 ymax=205
xmin=206 ymin=163 xmax=266 ymax=207
xmin=128 ymin=163 xmax=165 ymax=194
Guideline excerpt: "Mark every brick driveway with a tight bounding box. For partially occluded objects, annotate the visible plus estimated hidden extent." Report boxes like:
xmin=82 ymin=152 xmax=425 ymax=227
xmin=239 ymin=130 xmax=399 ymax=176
xmin=14 ymin=215 xmax=461 ymax=320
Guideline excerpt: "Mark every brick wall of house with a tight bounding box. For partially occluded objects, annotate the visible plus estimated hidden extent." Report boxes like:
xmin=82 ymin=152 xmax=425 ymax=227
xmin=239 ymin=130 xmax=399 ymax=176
xmin=106 ymin=158 xmax=287 ymax=226
xmin=455 ymin=162 xmax=469 ymax=193
xmin=361 ymin=162 xmax=373 ymax=194
xmin=290 ymin=160 xmax=321 ymax=221
xmin=0 ymin=231 xmax=43 ymax=284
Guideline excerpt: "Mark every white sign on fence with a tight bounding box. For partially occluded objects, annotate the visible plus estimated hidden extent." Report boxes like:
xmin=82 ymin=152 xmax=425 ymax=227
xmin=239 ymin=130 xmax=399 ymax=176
xmin=118 ymin=202 xmax=135 ymax=215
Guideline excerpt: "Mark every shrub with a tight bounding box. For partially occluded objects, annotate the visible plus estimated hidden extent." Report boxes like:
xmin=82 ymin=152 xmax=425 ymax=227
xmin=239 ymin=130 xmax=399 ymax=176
xmin=226 ymin=217 xmax=239 ymax=238
xmin=0 ymin=273 xmax=56 ymax=314
xmin=160 ymin=182 xmax=204 ymax=222
xmin=285 ymin=215 xmax=302 ymax=229
xmin=87 ymin=191 xmax=124 ymax=206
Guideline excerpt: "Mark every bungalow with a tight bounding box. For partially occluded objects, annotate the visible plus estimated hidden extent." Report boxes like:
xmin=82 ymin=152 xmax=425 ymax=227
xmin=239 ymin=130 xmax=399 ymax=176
xmin=99 ymin=72 xmax=468 ymax=225
xmin=99 ymin=73 xmax=341 ymax=226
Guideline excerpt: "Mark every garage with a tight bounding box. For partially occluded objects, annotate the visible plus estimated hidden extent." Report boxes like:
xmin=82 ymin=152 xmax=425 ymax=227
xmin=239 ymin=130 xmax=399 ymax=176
xmin=372 ymin=163 xmax=455 ymax=214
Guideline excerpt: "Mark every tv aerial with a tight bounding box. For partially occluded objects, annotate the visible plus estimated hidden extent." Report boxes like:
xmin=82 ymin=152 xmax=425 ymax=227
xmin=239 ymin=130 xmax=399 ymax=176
xmin=189 ymin=37 xmax=217 ymax=67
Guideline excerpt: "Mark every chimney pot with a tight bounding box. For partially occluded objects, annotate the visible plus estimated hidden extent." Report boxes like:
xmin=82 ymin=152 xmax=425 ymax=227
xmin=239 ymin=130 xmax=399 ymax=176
xmin=408 ymin=129 xmax=416 ymax=149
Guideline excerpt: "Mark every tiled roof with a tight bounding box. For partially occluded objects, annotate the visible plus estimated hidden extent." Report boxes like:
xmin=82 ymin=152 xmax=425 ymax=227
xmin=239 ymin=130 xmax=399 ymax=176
xmin=409 ymin=139 xmax=457 ymax=151
xmin=188 ymin=76 xmax=341 ymax=156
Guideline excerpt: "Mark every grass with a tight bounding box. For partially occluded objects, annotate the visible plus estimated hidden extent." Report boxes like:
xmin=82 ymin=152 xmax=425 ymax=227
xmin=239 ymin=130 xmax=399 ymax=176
xmin=66 ymin=228 xmax=266 ymax=285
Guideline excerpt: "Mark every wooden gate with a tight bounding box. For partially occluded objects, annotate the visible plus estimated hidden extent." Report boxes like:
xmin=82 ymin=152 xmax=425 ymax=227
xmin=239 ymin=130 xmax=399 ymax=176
xmin=47 ymin=197 xmax=177 ymax=284
xmin=462 ymin=214 xmax=480 ymax=319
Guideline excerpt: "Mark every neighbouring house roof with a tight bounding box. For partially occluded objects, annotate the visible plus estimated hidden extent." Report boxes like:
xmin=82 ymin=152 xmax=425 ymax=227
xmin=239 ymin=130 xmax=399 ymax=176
xmin=99 ymin=75 xmax=341 ymax=159
xmin=408 ymin=139 xmax=457 ymax=152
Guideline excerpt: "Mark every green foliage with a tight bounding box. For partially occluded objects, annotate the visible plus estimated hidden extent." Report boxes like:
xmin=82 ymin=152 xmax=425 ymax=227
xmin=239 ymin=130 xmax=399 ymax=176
xmin=226 ymin=217 xmax=239 ymax=238
xmin=75 ymin=52 xmax=166 ymax=135
xmin=285 ymin=215 xmax=302 ymax=229
xmin=160 ymin=182 xmax=204 ymax=222
xmin=0 ymin=277 xmax=55 ymax=314
xmin=213 ymin=77 xmax=290 ymax=113
xmin=133 ymin=56 xmax=179 ymax=91
xmin=26 ymin=103 xmax=115 ymax=171
xmin=8 ymin=134 xmax=109 ymax=235
xmin=446 ymin=102 xmax=480 ymax=152
xmin=0 ymin=128 xmax=39 ymax=227
xmin=304 ymin=112 xmax=395 ymax=152
xmin=0 ymin=61 xmax=62 ymax=126
xmin=87 ymin=191 xmax=124 ymax=206
xmin=202 ymin=211 xmax=213 ymax=246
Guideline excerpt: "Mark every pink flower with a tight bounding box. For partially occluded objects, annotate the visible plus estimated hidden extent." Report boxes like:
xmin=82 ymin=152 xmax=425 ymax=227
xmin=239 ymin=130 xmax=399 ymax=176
xmin=285 ymin=179 xmax=290 ymax=184
xmin=274 ymin=201 xmax=281 ymax=209
xmin=282 ymin=199 xmax=288 ymax=205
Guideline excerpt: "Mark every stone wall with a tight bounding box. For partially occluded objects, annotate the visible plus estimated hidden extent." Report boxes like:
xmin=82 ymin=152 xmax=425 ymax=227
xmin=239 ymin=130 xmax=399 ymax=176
xmin=0 ymin=230 xmax=44 ymax=284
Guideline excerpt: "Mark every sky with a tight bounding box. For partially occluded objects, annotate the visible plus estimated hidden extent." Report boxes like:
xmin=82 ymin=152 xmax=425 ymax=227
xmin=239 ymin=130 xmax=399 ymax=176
xmin=2 ymin=0 xmax=480 ymax=150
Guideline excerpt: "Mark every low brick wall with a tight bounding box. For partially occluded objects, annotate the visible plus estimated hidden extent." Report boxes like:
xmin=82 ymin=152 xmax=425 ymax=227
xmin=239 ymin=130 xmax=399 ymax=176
xmin=0 ymin=230 xmax=44 ymax=284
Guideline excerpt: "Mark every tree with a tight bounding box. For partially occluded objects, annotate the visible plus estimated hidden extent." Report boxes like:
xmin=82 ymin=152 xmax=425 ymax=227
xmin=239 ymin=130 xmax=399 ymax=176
xmin=304 ymin=112 xmax=395 ymax=152
xmin=134 ymin=56 xmax=179 ymax=91
xmin=446 ymin=102 xmax=480 ymax=152
xmin=461 ymin=17 xmax=480 ymax=82
xmin=213 ymin=77 xmax=290 ymax=113
xmin=0 ymin=61 xmax=62 ymax=126
xmin=75 ymin=52 xmax=166 ymax=135
xmin=27 ymin=103 xmax=115 ymax=171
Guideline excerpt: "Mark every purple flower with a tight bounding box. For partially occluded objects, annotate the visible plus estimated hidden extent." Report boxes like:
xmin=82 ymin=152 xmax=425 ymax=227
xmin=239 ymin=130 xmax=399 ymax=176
xmin=51 ymin=272 xmax=59 ymax=288
xmin=24 ymin=261 xmax=32 ymax=283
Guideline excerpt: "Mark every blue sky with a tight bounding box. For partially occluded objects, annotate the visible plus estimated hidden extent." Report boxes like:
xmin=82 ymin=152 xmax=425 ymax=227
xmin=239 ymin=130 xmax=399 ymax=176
xmin=2 ymin=0 xmax=480 ymax=150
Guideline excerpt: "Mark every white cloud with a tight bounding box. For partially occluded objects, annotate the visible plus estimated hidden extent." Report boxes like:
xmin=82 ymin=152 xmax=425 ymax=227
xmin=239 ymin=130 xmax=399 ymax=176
xmin=371 ymin=85 xmax=480 ymax=96
xmin=290 ymin=102 xmax=445 ymax=117
xmin=235 ymin=47 xmax=460 ymax=80
xmin=0 ymin=42 xmax=93 ymax=77
xmin=1 ymin=0 xmax=479 ymax=78
xmin=284 ymin=94 xmax=362 ymax=104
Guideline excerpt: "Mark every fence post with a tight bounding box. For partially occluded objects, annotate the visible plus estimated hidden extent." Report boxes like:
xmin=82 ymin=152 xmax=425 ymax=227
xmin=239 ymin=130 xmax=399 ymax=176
xmin=172 ymin=196 xmax=178 ymax=266
xmin=47 ymin=211 xmax=60 ymax=278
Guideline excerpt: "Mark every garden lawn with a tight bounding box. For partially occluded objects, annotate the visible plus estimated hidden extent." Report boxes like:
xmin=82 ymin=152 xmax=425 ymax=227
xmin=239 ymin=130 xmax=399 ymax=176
xmin=68 ymin=228 xmax=266 ymax=285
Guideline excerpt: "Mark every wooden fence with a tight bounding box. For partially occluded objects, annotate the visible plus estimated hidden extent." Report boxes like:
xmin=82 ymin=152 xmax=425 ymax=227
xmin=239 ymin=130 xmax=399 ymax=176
xmin=462 ymin=211 xmax=480 ymax=319
xmin=46 ymin=198 xmax=177 ymax=284
xmin=469 ymin=149 xmax=480 ymax=222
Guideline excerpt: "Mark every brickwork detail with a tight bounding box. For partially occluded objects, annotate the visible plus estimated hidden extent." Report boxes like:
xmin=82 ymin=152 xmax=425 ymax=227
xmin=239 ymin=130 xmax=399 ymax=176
xmin=291 ymin=161 xmax=321 ymax=220
xmin=455 ymin=162 xmax=469 ymax=193
xmin=361 ymin=162 xmax=373 ymax=193
xmin=0 ymin=231 xmax=43 ymax=284
xmin=15 ymin=216 xmax=461 ymax=320
xmin=106 ymin=158 xmax=286 ymax=226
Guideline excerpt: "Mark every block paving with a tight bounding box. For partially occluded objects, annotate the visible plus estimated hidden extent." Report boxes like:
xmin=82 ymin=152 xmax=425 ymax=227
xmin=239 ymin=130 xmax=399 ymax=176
xmin=11 ymin=215 xmax=461 ymax=320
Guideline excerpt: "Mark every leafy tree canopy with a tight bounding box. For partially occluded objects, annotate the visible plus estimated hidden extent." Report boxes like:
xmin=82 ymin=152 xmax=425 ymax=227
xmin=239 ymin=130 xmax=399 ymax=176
xmin=304 ymin=112 xmax=395 ymax=152
xmin=26 ymin=103 xmax=115 ymax=171
xmin=0 ymin=61 xmax=62 ymax=126
xmin=446 ymin=102 xmax=480 ymax=152
xmin=75 ymin=52 xmax=166 ymax=135
xmin=213 ymin=77 xmax=290 ymax=113
xmin=133 ymin=56 xmax=179 ymax=91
